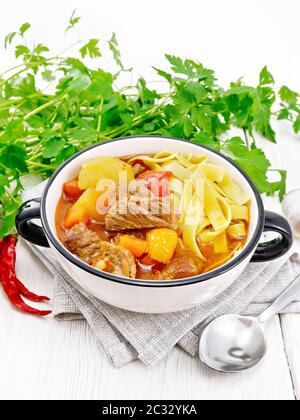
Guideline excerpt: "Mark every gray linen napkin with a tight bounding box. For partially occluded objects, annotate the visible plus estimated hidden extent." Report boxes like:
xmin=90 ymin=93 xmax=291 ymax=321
xmin=24 ymin=241 xmax=300 ymax=368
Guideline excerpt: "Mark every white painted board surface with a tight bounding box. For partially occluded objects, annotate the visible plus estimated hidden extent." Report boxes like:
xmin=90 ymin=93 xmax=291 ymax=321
xmin=0 ymin=0 xmax=300 ymax=400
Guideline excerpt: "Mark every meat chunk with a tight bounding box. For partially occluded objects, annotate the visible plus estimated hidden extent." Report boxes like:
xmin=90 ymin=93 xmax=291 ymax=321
xmin=64 ymin=223 xmax=137 ymax=278
xmin=159 ymin=254 xmax=204 ymax=280
xmin=105 ymin=180 xmax=180 ymax=231
xmin=64 ymin=223 xmax=102 ymax=265
xmin=98 ymin=242 xmax=137 ymax=279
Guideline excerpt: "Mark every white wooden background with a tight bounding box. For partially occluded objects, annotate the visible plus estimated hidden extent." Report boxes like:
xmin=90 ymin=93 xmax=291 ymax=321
xmin=0 ymin=0 xmax=300 ymax=400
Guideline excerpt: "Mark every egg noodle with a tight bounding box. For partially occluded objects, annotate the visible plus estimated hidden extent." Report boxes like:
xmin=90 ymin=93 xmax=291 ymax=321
xmin=129 ymin=152 xmax=250 ymax=264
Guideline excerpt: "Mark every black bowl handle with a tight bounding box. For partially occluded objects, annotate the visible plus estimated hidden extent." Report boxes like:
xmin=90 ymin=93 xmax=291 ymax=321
xmin=15 ymin=198 xmax=50 ymax=248
xmin=251 ymin=211 xmax=293 ymax=262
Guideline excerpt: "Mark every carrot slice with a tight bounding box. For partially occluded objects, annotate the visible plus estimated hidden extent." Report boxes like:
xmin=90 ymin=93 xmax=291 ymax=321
xmin=118 ymin=235 xmax=148 ymax=258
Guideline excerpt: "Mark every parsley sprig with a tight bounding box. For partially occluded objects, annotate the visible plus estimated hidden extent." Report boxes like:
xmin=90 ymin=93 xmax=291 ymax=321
xmin=0 ymin=12 xmax=297 ymax=237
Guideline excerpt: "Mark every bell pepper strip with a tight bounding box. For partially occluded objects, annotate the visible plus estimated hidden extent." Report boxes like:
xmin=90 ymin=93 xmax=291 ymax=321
xmin=146 ymin=228 xmax=178 ymax=264
xmin=138 ymin=171 xmax=173 ymax=197
xmin=0 ymin=236 xmax=51 ymax=316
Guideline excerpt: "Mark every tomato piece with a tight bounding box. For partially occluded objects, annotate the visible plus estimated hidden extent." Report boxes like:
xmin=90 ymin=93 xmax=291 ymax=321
xmin=138 ymin=171 xmax=173 ymax=197
xmin=140 ymin=254 xmax=157 ymax=266
xmin=63 ymin=180 xmax=84 ymax=201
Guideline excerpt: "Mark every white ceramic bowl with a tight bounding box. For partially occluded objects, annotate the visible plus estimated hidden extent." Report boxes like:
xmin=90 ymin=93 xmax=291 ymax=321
xmin=16 ymin=136 xmax=293 ymax=313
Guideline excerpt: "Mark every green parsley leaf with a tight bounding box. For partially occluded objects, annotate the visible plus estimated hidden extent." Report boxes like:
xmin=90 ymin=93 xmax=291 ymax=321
xmin=192 ymin=132 xmax=220 ymax=152
xmin=253 ymin=104 xmax=276 ymax=142
xmin=4 ymin=32 xmax=16 ymax=49
xmin=293 ymin=114 xmax=300 ymax=133
xmin=277 ymin=108 xmax=290 ymax=121
xmin=70 ymin=128 xmax=98 ymax=143
xmin=0 ymin=144 xmax=28 ymax=173
xmin=42 ymin=70 xmax=56 ymax=82
xmin=80 ymin=39 xmax=101 ymax=59
xmin=259 ymin=66 xmax=274 ymax=86
xmin=191 ymin=106 xmax=213 ymax=133
xmin=269 ymin=170 xmax=287 ymax=202
xmin=42 ymin=136 xmax=66 ymax=159
xmin=0 ymin=174 xmax=10 ymax=196
xmin=65 ymin=9 xmax=81 ymax=33
xmin=223 ymin=137 xmax=272 ymax=194
xmin=138 ymin=78 xmax=159 ymax=104
xmin=109 ymin=33 xmax=124 ymax=69
xmin=153 ymin=67 xmax=173 ymax=83
xmin=279 ymin=86 xmax=298 ymax=105
xmin=34 ymin=44 xmax=49 ymax=55
xmin=0 ymin=198 xmax=21 ymax=237
xmin=15 ymin=44 xmax=31 ymax=59
xmin=165 ymin=55 xmax=195 ymax=77
xmin=19 ymin=23 xmax=31 ymax=36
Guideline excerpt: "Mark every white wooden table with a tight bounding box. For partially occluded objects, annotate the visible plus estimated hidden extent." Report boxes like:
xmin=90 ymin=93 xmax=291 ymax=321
xmin=1 ymin=0 xmax=300 ymax=401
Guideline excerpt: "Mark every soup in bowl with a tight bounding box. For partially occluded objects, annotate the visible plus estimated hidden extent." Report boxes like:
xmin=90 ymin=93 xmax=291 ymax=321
xmin=16 ymin=136 xmax=293 ymax=313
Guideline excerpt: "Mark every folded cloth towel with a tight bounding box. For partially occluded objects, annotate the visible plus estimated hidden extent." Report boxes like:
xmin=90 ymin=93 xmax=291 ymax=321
xmin=24 ymin=240 xmax=300 ymax=368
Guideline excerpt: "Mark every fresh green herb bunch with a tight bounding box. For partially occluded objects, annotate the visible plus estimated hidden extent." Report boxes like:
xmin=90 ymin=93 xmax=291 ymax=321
xmin=0 ymin=11 xmax=299 ymax=237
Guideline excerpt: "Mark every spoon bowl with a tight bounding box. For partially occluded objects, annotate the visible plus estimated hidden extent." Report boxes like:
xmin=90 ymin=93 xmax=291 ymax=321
xmin=199 ymin=270 xmax=300 ymax=374
xmin=199 ymin=314 xmax=267 ymax=373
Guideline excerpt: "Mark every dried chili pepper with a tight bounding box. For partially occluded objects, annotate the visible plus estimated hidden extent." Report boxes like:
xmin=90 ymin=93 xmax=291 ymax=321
xmin=14 ymin=279 xmax=50 ymax=303
xmin=0 ymin=236 xmax=51 ymax=316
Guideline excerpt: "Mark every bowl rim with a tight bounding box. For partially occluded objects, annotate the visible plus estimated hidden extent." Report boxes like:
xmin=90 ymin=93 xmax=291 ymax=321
xmin=41 ymin=135 xmax=265 ymax=288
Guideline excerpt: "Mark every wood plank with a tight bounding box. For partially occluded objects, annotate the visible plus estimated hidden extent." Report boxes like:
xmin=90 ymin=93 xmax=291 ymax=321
xmin=280 ymin=314 xmax=300 ymax=400
xmin=0 ymin=243 xmax=295 ymax=400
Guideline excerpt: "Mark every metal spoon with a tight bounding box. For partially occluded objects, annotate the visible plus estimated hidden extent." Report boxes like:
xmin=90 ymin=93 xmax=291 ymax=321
xmin=199 ymin=274 xmax=300 ymax=373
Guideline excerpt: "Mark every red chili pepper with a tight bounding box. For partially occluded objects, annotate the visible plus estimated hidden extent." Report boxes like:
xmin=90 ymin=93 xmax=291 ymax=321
xmin=138 ymin=171 xmax=173 ymax=197
xmin=0 ymin=236 xmax=51 ymax=316
xmin=14 ymin=279 xmax=50 ymax=303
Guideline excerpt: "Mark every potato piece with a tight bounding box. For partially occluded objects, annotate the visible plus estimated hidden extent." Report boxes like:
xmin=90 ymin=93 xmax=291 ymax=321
xmin=78 ymin=157 xmax=134 ymax=189
xmin=71 ymin=188 xmax=105 ymax=223
xmin=64 ymin=206 xmax=89 ymax=228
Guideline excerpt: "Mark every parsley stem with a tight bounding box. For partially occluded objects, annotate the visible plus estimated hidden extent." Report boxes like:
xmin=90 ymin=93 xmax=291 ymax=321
xmin=243 ymin=128 xmax=250 ymax=149
xmin=22 ymin=137 xmax=40 ymax=145
xmin=0 ymin=63 xmax=26 ymax=77
xmin=27 ymin=162 xmax=57 ymax=171
xmin=0 ymin=57 xmax=63 ymax=86
xmin=27 ymin=151 xmax=43 ymax=162
xmin=23 ymin=96 xmax=66 ymax=121
xmin=6 ymin=192 xmax=20 ymax=206
xmin=96 ymin=98 xmax=104 ymax=136
xmin=0 ymin=68 xmax=29 ymax=89
xmin=0 ymin=98 xmax=23 ymax=109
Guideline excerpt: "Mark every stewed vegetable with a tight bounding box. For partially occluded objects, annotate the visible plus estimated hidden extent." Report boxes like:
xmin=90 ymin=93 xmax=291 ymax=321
xmin=56 ymin=152 xmax=250 ymax=280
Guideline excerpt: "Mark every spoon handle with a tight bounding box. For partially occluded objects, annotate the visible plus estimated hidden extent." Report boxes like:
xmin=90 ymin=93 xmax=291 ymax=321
xmin=258 ymin=274 xmax=300 ymax=324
